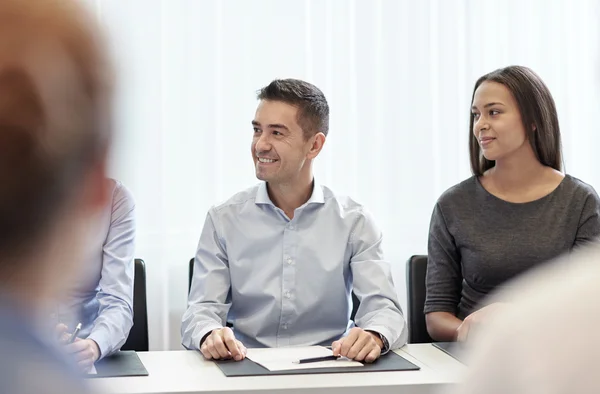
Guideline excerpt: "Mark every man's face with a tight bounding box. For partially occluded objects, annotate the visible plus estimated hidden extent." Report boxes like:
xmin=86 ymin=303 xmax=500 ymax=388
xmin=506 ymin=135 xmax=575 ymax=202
xmin=251 ymin=100 xmax=314 ymax=185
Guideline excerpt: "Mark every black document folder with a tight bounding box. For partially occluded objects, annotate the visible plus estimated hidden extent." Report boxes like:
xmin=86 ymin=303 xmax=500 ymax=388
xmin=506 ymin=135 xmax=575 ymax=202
xmin=86 ymin=351 xmax=149 ymax=378
xmin=215 ymin=351 xmax=420 ymax=377
xmin=432 ymin=342 xmax=467 ymax=364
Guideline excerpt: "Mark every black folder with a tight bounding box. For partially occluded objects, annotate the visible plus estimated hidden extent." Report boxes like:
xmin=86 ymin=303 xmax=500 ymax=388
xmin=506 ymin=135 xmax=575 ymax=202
xmin=86 ymin=351 xmax=149 ymax=378
xmin=215 ymin=351 xmax=419 ymax=377
xmin=432 ymin=342 xmax=467 ymax=364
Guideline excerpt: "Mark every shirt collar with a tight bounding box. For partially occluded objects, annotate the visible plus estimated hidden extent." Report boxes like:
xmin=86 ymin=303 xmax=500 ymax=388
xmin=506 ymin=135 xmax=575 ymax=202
xmin=255 ymin=180 xmax=325 ymax=207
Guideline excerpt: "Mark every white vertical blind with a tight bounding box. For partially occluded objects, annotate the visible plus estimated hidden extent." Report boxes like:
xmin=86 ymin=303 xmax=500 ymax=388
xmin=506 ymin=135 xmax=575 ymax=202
xmin=84 ymin=0 xmax=600 ymax=350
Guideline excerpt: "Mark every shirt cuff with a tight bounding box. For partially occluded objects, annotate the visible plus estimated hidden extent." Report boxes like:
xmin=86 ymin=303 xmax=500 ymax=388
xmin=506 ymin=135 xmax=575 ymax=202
xmin=364 ymin=326 xmax=394 ymax=355
xmin=193 ymin=324 xmax=223 ymax=351
xmin=87 ymin=329 xmax=110 ymax=361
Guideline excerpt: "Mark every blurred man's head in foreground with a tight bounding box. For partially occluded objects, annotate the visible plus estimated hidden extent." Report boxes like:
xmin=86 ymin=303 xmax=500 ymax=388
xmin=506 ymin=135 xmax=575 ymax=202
xmin=0 ymin=0 xmax=113 ymax=308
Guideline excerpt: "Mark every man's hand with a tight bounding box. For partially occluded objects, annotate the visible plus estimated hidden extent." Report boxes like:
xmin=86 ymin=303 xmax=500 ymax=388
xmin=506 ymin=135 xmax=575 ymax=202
xmin=456 ymin=302 xmax=507 ymax=342
xmin=200 ymin=327 xmax=247 ymax=361
xmin=65 ymin=338 xmax=101 ymax=371
xmin=55 ymin=323 xmax=71 ymax=344
xmin=331 ymin=327 xmax=383 ymax=363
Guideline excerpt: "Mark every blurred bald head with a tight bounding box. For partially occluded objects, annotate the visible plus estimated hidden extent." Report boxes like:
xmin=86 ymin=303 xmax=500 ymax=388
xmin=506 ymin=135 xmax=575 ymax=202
xmin=0 ymin=0 xmax=112 ymax=272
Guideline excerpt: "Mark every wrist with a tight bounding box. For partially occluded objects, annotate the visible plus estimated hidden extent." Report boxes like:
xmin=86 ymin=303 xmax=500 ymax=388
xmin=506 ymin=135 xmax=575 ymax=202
xmin=88 ymin=339 xmax=101 ymax=362
xmin=366 ymin=330 xmax=385 ymax=350
xmin=200 ymin=329 xmax=217 ymax=347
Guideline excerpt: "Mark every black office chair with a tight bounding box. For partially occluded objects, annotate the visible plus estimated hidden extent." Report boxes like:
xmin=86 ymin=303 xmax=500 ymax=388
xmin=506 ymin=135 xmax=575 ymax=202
xmin=188 ymin=257 xmax=360 ymax=321
xmin=406 ymin=255 xmax=433 ymax=343
xmin=350 ymin=293 xmax=360 ymax=322
xmin=188 ymin=257 xmax=194 ymax=294
xmin=121 ymin=258 xmax=149 ymax=352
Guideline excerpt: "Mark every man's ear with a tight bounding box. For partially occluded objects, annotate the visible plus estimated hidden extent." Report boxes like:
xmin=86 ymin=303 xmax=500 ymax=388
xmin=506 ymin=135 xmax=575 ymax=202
xmin=307 ymin=132 xmax=326 ymax=159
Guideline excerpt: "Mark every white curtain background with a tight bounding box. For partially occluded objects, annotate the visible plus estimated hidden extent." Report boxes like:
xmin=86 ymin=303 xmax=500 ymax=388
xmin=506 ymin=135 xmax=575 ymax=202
xmin=83 ymin=0 xmax=600 ymax=350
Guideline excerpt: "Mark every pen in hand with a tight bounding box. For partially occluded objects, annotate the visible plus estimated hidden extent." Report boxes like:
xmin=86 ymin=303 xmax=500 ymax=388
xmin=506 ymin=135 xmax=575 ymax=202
xmin=294 ymin=355 xmax=339 ymax=364
xmin=68 ymin=323 xmax=82 ymax=344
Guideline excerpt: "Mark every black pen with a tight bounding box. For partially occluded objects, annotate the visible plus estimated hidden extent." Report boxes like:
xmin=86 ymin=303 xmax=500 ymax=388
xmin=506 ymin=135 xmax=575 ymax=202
xmin=68 ymin=323 xmax=82 ymax=344
xmin=295 ymin=355 xmax=339 ymax=364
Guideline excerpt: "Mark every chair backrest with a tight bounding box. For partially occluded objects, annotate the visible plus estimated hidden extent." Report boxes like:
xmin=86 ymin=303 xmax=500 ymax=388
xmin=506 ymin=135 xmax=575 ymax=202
xmin=188 ymin=257 xmax=194 ymax=294
xmin=188 ymin=257 xmax=360 ymax=322
xmin=406 ymin=255 xmax=433 ymax=343
xmin=121 ymin=258 xmax=149 ymax=352
xmin=350 ymin=293 xmax=360 ymax=322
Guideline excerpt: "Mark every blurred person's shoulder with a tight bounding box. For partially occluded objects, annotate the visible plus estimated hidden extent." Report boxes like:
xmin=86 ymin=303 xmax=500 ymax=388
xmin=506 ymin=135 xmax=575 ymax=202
xmin=0 ymin=306 xmax=90 ymax=394
xmin=452 ymin=241 xmax=600 ymax=393
xmin=494 ymin=240 xmax=600 ymax=304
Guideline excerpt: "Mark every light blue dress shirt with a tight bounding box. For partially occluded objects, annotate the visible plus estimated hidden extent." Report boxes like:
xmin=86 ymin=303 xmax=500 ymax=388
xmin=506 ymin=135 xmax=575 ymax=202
xmin=58 ymin=179 xmax=135 ymax=359
xmin=182 ymin=181 xmax=407 ymax=350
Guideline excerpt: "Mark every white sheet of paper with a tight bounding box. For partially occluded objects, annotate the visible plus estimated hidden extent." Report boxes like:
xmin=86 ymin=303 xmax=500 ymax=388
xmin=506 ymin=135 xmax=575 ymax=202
xmin=246 ymin=346 xmax=363 ymax=371
xmin=87 ymin=364 xmax=97 ymax=375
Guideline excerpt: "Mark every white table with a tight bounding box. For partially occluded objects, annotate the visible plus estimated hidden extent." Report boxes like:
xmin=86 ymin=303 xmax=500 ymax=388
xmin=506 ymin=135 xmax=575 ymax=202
xmin=91 ymin=344 xmax=466 ymax=394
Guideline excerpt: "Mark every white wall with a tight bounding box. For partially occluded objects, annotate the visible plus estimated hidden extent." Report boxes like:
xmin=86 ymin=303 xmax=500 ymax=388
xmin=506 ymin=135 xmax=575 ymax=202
xmin=84 ymin=0 xmax=600 ymax=350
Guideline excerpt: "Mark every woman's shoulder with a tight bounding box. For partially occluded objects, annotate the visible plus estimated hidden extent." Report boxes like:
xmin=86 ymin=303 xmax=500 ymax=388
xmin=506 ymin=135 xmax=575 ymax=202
xmin=436 ymin=175 xmax=479 ymax=206
xmin=562 ymin=174 xmax=598 ymax=197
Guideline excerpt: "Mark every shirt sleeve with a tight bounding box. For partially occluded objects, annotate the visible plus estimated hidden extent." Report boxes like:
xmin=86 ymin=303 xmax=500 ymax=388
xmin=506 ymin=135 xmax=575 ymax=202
xmin=574 ymin=189 xmax=600 ymax=247
xmin=424 ymin=202 xmax=462 ymax=316
xmin=87 ymin=182 xmax=135 ymax=359
xmin=181 ymin=210 xmax=231 ymax=350
xmin=350 ymin=208 xmax=407 ymax=351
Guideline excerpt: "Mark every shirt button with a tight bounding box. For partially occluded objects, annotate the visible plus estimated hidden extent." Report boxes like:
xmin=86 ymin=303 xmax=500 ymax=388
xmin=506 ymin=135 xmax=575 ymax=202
xmin=284 ymin=291 xmax=291 ymax=299
xmin=282 ymin=324 xmax=288 ymax=330
xmin=288 ymin=224 xmax=294 ymax=230
xmin=287 ymin=258 xmax=293 ymax=265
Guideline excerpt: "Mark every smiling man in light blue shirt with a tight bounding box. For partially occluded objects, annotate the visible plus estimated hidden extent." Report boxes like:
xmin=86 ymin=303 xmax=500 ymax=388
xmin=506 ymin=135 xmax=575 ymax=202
xmin=182 ymin=79 xmax=407 ymax=363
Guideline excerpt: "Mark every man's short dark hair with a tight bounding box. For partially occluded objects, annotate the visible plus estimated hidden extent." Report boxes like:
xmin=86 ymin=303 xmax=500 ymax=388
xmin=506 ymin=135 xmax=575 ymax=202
xmin=257 ymin=79 xmax=329 ymax=139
